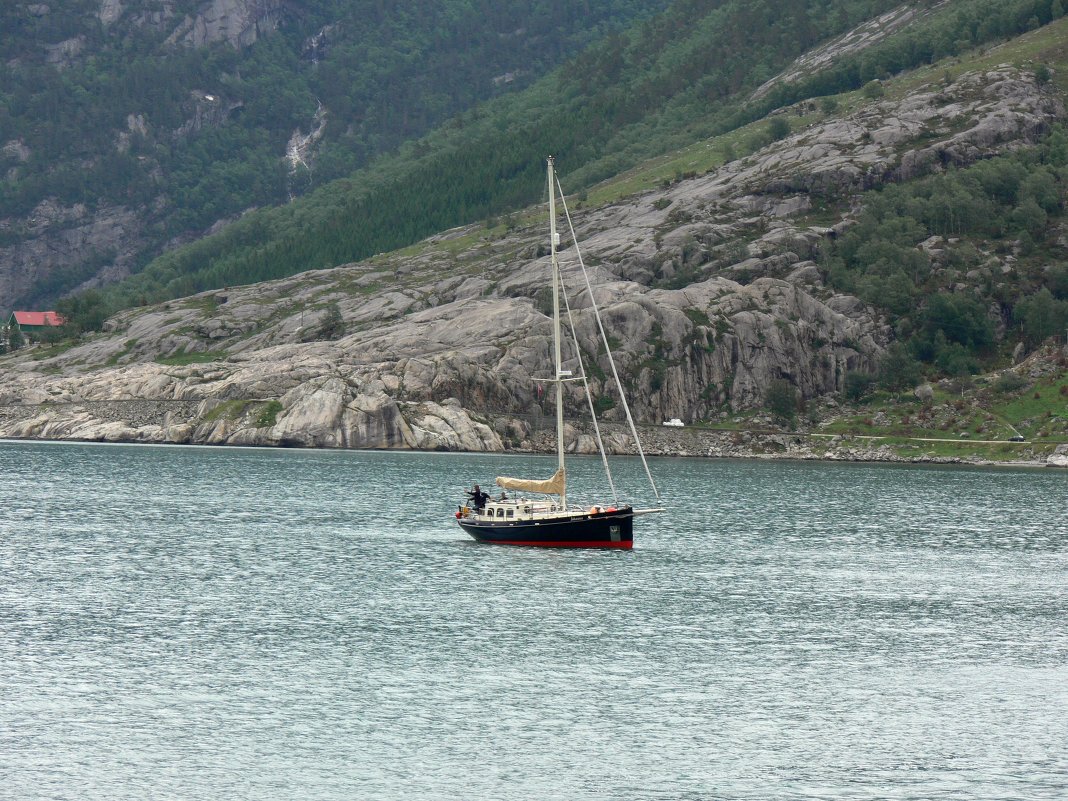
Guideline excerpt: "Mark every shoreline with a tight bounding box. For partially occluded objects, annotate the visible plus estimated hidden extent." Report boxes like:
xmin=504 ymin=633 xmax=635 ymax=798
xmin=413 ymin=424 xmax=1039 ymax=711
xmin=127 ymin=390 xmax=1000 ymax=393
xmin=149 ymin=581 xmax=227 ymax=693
xmin=0 ymin=428 xmax=1056 ymax=470
xmin=1 ymin=398 xmax=1062 ymax=468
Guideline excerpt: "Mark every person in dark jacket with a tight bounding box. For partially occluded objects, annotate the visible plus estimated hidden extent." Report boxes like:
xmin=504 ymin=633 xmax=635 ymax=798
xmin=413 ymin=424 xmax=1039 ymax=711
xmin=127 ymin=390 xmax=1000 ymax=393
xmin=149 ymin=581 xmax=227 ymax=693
xmin=466 ymin=484 xmax=489 ymax=511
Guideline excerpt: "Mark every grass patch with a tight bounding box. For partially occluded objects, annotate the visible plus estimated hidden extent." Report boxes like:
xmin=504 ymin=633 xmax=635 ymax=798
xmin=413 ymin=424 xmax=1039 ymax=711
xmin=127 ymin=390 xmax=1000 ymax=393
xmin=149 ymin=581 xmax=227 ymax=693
xmin=29 ymin=340 xmax=79 ymax=361
xmin=992 ymin=374 xmax=1068 ymax=437
xmin=886 ymin=437 xmax=1052 ymax=461
xmin=202 ymin=399 xmax=249 ymax=423
xmin=105 ymin=339 xmax=139 ymax=366
xmin=181 ymin=294 xmax=222 ymax=314
xmin=254 ymin=400 xmax=283 ymax=428
xmin=155 ymin=348 xmax=228 ymax=366
xmin=684 ymin=307 xmax=711 ymax=326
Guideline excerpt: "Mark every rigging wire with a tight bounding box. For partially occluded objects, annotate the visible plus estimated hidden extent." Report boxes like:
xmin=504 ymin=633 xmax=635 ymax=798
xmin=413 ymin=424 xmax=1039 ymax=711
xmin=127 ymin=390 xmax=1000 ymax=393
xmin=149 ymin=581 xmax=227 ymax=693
xmin=558 ymin=266 xmax=619 ymax=505
xmin=554 ymin=174 xmax=662 ymax=505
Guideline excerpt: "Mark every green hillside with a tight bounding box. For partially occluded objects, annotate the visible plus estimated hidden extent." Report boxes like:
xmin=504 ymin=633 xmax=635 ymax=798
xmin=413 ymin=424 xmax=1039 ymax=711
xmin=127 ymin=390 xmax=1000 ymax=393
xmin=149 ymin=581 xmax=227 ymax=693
xmin=60 ymin=0 xmax=905 ymax=310
xmin=82 ymin=0 xmax=1064 ymax=318
xmin=1 ymin=0 xmax=668 ymax=306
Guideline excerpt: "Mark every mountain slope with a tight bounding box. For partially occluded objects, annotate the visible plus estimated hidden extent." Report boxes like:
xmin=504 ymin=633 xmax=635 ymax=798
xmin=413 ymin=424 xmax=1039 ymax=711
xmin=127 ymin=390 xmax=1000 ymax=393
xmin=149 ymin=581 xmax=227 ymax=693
xmin=70 ymin=0 xmax=1066 ymax=319
xmin=2 ymin=16 xmax=1065 ymax=461
xmin=0 ymin=0 xmax=668 ymax=309
xmin=6 ymin=0 xmax=923 ymax=314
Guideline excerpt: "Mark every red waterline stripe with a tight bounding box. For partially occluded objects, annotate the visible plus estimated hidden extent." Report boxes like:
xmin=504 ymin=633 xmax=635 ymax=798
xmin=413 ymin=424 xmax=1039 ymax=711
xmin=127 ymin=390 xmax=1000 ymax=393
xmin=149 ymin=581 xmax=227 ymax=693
xmin=476 ymin=539 xmax=633 ymax=549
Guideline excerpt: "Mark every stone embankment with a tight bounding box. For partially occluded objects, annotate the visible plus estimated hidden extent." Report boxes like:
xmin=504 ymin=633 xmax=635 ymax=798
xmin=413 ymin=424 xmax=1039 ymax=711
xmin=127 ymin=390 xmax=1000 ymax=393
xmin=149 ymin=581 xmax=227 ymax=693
xmin=0 ymin=400 xmax=202 ymax=445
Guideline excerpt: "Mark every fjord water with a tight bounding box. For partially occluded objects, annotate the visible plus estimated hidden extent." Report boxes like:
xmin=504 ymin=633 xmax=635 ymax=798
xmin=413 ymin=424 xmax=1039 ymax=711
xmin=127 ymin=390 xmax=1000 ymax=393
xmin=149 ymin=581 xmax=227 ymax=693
xmin=2 ymin=441 xmax=1066 ymax=800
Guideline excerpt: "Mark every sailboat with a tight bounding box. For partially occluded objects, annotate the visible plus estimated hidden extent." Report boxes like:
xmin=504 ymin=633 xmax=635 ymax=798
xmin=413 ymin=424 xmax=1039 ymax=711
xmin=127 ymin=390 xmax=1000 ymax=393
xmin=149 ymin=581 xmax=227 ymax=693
xmin=455 ymin=157 xmax=663 ymax=549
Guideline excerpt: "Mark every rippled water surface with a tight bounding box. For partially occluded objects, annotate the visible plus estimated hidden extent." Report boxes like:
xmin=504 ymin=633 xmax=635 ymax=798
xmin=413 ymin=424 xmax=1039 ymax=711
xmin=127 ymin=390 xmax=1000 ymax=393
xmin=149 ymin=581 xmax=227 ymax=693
xmin=2 ymin=441 xmax=1066 ymax=800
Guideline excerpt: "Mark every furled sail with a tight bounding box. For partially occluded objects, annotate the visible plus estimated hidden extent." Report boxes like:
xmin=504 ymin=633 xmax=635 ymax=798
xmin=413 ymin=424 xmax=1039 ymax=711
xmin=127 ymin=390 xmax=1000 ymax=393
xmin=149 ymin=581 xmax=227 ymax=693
xmin=496 ymin=468 xmax=565 ymax=496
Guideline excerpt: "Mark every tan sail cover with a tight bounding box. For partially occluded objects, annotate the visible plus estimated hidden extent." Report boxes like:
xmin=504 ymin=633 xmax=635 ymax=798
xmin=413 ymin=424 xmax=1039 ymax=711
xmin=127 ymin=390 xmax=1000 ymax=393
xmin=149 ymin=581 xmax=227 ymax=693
xmin=496 ymin=468 xmax=565 ymax=496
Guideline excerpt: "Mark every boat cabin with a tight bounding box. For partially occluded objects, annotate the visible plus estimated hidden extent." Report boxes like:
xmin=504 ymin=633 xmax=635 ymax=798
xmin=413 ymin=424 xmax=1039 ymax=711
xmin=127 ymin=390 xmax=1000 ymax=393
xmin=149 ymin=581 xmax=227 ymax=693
xmin=460 ymin=497 xmax=615 ymax=523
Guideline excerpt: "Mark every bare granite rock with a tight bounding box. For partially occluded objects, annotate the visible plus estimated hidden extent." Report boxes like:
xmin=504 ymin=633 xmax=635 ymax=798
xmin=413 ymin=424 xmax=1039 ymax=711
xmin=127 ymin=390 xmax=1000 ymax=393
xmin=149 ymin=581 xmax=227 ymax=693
xmin=166 ymin=0 xmax=289 ymax=48
xmin=0 ymin=68 xmax=1062 ymax=452
xmin=1048 ymin=444 xmax=1068 ymax=469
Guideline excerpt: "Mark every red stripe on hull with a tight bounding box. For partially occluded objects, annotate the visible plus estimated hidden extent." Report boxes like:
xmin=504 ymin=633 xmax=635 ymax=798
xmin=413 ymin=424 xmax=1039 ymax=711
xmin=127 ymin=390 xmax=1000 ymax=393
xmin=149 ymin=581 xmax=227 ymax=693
xmin=475 ymin=538 xmax=633 ymax=549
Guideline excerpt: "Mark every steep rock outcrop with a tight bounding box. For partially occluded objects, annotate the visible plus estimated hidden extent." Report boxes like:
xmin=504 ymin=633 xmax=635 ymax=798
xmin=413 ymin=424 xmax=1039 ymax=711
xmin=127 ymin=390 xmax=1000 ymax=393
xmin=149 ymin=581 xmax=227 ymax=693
xmin=752 ymin=2 xmax=951 ymax=101
xmin=166 ymin=0 xmax=291 ymax=48
xmin=0 ymin=201 xmax=146 ymax=302
xmin=0 ymin=261 xmax=883 ymax=447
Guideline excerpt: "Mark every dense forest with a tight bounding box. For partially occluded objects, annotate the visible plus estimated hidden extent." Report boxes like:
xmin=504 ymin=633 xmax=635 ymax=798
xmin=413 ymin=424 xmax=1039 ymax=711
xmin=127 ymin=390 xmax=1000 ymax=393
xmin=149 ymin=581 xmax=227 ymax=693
xmin=1 ymin=0 xmax=669 ymax=301
xmin=66 ymin=0 xmax=1063 ymax=319
xmin=70 ymin=0 xmax=914 ymax=309
xmin=824 ymin=128 xmax=1068 ymax=391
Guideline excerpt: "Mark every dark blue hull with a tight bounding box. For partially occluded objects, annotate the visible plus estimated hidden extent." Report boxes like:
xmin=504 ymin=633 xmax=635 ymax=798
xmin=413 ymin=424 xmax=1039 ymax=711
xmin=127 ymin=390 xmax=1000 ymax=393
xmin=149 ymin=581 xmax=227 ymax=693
xmin=457 ymin=507 xmax=634 ymax=548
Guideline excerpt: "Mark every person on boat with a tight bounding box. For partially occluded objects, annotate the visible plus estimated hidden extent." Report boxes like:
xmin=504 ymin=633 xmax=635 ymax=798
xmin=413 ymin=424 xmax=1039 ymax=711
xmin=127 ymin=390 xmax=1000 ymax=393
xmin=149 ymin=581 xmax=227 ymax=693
xmin=466 ymin=484 xmax=489 ymax=511
xmin=498 ymin=490 xmax=508 ymax=501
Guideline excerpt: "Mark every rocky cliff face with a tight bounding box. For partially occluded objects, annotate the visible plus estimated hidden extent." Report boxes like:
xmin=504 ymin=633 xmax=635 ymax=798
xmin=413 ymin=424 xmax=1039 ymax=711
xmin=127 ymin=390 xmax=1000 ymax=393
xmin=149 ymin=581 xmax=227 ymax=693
xmin=0 ymin=0 xmax=299 ymax=311
xmin=92 ymin=0 xmax=290 ymax=47
xmin=751 ymin=1 xmax=951 ymax=101
xmin=0 ymin=68 xmax=1062 ymax=451
xmin=0 ymin=201 xmax=146 ymax=304
xmin=165 ymin=0 xmax=292 ymax=48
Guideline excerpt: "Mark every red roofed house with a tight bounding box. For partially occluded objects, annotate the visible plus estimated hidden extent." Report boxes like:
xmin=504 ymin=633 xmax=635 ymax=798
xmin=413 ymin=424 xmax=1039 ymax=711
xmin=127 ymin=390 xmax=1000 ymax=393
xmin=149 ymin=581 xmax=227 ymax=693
xmin=7 ymin=311 xmax=67 ymax=338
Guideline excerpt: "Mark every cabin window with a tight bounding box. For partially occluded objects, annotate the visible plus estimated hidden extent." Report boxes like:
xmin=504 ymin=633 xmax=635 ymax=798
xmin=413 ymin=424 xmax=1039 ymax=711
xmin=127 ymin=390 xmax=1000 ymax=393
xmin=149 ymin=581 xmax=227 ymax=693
xmin=506 ymin=509 xmax=514 ymax=518
xmin=496 ymin=508 xmax=505 ymax=518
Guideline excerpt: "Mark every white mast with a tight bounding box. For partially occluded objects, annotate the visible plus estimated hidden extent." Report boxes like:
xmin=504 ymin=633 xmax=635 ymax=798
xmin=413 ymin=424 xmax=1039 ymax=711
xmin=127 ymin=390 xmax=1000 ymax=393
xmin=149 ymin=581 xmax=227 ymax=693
xmin=547 ymin=156 xmax=567 ymax=509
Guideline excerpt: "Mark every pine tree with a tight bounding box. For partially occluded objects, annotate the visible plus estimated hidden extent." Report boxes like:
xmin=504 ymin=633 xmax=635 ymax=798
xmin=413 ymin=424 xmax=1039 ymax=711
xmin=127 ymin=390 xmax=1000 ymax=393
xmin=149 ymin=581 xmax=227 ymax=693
xmin=8 ymin=324 xmax=24 ymax=351
xmin=765 ymin=379 xmax=798 ymax=426
xmin=315 ymin=303 xmax=346 ymax=341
